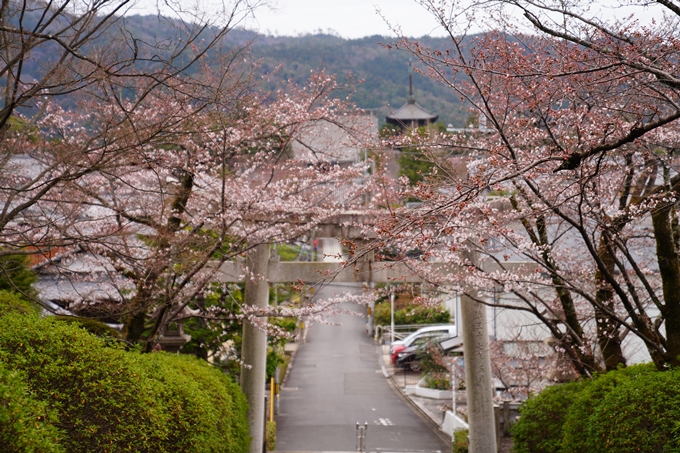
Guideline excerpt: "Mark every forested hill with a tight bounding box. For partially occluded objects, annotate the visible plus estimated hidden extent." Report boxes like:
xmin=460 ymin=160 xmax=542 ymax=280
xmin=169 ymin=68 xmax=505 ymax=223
xmin=230 ymin=31 xmax=470 ymax=127
xmin=121 ymin=16 xmax=469 ymax=126
xmin=14 ymin=6 xmax=468 ymax=127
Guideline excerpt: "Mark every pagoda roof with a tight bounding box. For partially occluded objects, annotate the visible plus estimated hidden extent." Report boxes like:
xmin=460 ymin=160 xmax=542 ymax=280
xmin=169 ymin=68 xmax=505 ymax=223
xmin=386 ymin=97 xmax=438 ymax=122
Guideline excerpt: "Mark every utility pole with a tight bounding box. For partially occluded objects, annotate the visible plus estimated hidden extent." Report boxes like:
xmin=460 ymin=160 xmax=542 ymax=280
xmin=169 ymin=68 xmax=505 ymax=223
xmin=240 ymin=243 xmax=270 ymax=453
xmin=460 ymin=290 xmax=497 ymax=453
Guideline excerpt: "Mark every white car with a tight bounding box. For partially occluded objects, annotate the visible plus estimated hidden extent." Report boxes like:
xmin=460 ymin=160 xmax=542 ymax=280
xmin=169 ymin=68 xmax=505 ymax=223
xmin=389 ymin=324 xmax=457 ymax=364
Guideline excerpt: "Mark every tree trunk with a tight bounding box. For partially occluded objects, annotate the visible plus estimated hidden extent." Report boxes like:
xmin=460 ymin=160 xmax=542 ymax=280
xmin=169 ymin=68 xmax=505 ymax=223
xmin=652 ymin=204 xmax=680 ymax=367
xmin=123 ymin=309 xmax=147 ymax=344
xmin=594 ymin=236 xmax=626 ymax=370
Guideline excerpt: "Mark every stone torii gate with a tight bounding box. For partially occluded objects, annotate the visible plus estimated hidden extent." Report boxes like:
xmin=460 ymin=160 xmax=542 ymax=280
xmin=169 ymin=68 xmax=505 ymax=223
xmin=216 ymin=218 xmax=499 ymax=453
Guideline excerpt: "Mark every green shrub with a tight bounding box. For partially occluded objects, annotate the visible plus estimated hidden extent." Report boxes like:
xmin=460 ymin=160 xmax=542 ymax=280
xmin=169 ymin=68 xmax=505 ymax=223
xmin=267 ymin=346 xmax=285 ymax=380
xmin=266 ymin=421 xmax=276 ymax=452
xmin=560 ymin=364 xmax=656 ymax=453
xmin=0 ymin=362 xmax=64 ymax=453
xmin=453 ymin=428 xmax=469 ymax=453
xmin=0 ymin=290 xmax=39 ymax=316
xmin=512 ymin=363 xmax=670 ymax=453
xmin=275 ymin=244 xmax=301 ymax=261
xmin=582 ymin=369 xmax=680 ymax=452
xmin=0 ymin=311 xmax=250 ymax=453
xmin=374 ymin=302 xmax=450 ymax=325
xmin=511 ymin=380 xmax=586 ymax=453
xmin=424 ymin=373 xmax=451 ymax=390
xmin=138 ymin=353 xmax=250 ymax=453
xmin=0 ymin=312 xmax=169 ymax=452
xmin=52 ymin=315 xmax=121 ymax=339
xmin=0 ymin=253 xmax=37 ymax=296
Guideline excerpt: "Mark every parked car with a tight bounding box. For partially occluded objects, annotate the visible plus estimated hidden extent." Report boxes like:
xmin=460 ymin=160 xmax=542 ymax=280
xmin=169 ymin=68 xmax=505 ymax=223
xmin=396 ymin=334 xmax=463 ymax=372
xmin=389 ymin=324 xmax=457 ymax=365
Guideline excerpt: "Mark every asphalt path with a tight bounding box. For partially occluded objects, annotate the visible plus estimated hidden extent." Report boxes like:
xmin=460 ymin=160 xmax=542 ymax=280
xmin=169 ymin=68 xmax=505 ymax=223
xmin=275 ymin=283 xmax=450 ymax=453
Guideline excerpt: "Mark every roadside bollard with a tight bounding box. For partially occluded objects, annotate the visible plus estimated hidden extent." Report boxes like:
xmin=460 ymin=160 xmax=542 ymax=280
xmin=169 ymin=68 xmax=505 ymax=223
xmin=355 ymin=421 xmax=367 ymax=452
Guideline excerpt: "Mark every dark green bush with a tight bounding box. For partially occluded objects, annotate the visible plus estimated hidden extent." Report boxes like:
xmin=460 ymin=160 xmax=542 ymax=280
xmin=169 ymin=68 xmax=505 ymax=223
xmin=511 ymin=380 xmax=586 ymax=453
xmin=453 ymin=428 xmax=469 ymax=453
xmin=0 ymin=362 xmax=63 ymax=453
xmin=0 ymin=311 xmax=169 ymax=452
xmin=512 ymin=363 xmax=675 ymax=453
xmin=581 ymin=369 xmax=680 ymax=452
xmin=374 ymin=302 xmax=450 ymax=325
xmin=0 ymin=290 xmax=39 ymax=316
xmin=138 ymin=352 xmax=250 ymax=453
xmin=51 ymin=315 xmax=121 ymax=339
xmin=0 ymin=253 xmax=37 ymax=296
xmin=424 ymin=373 xmax=451 ymax=390
xmin=266 ymin=421 xmax=276 ymax=452
xmin=0 ymin=309 xmax=250 ymax=453
xmin=560 ymin=364 xmax=656 ymax=453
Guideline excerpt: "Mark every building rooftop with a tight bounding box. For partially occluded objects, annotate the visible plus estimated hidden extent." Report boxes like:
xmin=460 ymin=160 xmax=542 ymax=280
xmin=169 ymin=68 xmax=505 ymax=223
xmin=386 ymin=97 xmax=438 ymax=123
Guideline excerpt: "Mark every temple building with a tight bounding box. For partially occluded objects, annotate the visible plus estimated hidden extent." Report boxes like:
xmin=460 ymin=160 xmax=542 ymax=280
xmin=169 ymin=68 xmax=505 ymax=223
xmin=385 ymin=60 xmax=438 ymax=130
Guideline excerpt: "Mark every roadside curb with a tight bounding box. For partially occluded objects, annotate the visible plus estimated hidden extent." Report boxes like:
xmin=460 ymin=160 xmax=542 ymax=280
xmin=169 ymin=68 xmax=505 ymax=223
xmin=376 ymin=345 xmax=452 ymax=444
xmin=385 ymin=372 xmax=453 ymax=444
xmin=281 ymin=342 xmax=299 ymax=388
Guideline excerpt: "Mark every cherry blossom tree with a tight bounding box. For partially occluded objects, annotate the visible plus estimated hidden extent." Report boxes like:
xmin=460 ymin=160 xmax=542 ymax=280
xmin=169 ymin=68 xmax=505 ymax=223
xmin=377 ymin=0 xmax=680 ymax=374
xmin=35 ymin=69 xmax=380 ymax=350
xmin=0 ymin=0 xmax=262 ymax=264
xmin=1 ymin=1 xmax=384 ymax=352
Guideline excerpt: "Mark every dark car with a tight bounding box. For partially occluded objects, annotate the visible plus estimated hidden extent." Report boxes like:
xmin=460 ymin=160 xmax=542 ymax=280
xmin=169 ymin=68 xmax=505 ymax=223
xmin=395 ymin=334 xmax=463 ymax=372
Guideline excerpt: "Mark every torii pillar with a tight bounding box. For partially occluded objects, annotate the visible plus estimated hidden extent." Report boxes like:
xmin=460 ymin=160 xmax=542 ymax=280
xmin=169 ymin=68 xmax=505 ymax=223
xmin=461 ymin=291 xmax=497 ymax=453
xmin=240 ymin=243 xmax=270 ymax=453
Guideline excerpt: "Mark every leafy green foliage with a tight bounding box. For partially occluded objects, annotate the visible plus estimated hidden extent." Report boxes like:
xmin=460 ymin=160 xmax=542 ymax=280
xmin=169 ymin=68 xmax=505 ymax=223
xmin=374 ymin=302 xmax=450 ymax=325
xmin=275 ymin=244 xmax=302 ymax=261
xmin=266 ymin=421 xmax=276 ymax=452
xmin=0 ymin=290 xmax=39 ymax=316
xmin=182 ymin=283 xmax=243 ymax=370
xmin=0 ymin=312 xmax=167 ymax=452
xmin=0 ymin=363 xmax=63 ymax=453
xmin=424 ymin=373 xmax=451 ymax=390
xmin=511 ymin=381 xmax=586 ymax=453
xmin=560 ymin=364 xmax=656 ymax=452
xmin=266 ymin=317 xmax=297 ymax=381
xmin=0 ymin=253 xmax=37 ymax=296
xmin=398 ymin=147 xmax=436 ymax=187
xmin=267 ymin=346 xmax=285 ymax=381
xmin=0 ymin=306 xmax=250 ymax=453
xmin=587 ymin=370 xmax=680 ymax=452
xmin=512 ymin=364 xmax=679 ymax=453
xmin=136 ymin=353 xmax=250 ymax=453
xmin=453 ymin=429 xmax=469 ymax=453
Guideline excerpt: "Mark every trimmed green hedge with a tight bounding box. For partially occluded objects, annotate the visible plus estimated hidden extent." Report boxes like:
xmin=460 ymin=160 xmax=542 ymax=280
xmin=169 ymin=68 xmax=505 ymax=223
xmin=587 ymin=370 xmax=680 ymax=452
xmin=560 ymin=364 xmax=656 ymax=453
xmin=0 ymin=362 xmax=63 ymax=453
xmin=0 ymin=289 xmax=39 ymax=315
xmin=0 ymin=294 xmax=250 ymax=453
xmin=511 ymin=364 xmax=680 ymax=453
xmin=511 ymin=380 xmax=586 ymax=453
xmin=374 ymin=302 xmax=450 ymax=325
xmin=136 ymin=352 xmax=250 ymax=453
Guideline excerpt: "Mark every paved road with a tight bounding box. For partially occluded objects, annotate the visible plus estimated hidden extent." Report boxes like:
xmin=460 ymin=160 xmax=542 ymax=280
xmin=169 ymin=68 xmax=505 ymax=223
xmin=275 ymin=283 xmax=450 ymax=453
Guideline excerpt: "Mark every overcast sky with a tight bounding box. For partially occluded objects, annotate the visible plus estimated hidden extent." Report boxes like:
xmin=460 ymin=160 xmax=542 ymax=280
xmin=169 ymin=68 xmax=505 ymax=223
xmin=128 ymin=0 xmax=453 ymax=39
xmin=128 ymin=0 xmax=664 ymax=40
xmin=241 ymin=0 xmax=447 ymax=39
